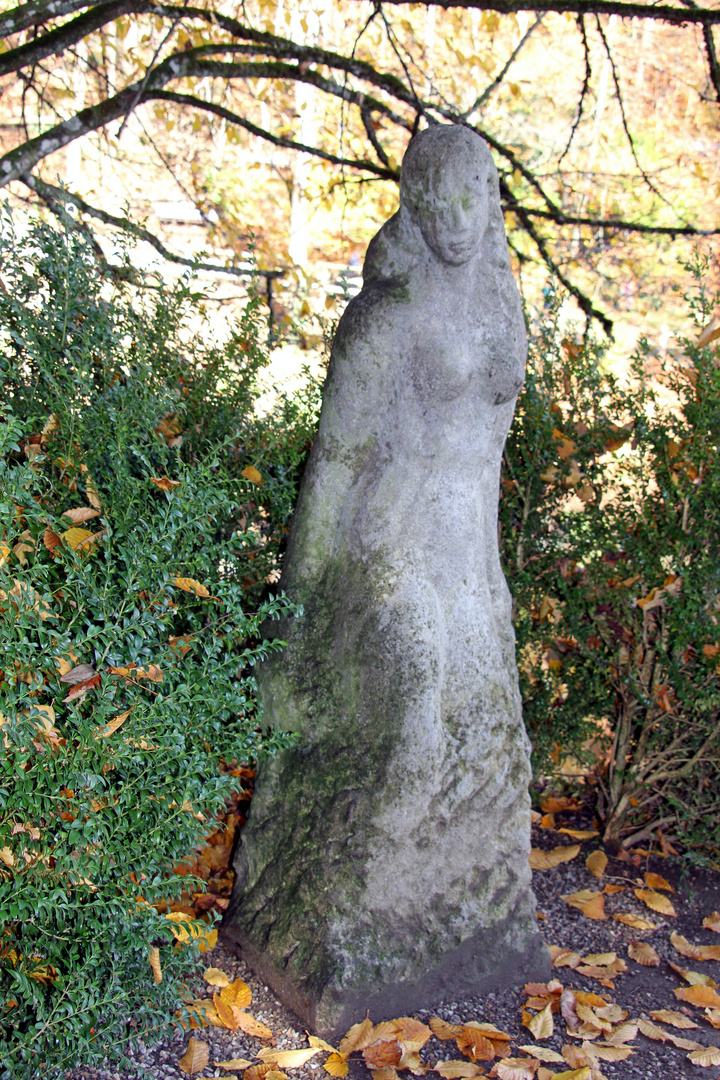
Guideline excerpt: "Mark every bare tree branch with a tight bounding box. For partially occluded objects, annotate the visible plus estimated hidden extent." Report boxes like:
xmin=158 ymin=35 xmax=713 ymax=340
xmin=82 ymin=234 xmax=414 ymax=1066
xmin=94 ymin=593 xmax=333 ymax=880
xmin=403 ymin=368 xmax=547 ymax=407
xmin=464 ymin=13 xmax=544 ymax=114
xmin=558 ymin=14 xmax=591 ymax=164
xmin=352 ymin=0 xmax=720 ymax=28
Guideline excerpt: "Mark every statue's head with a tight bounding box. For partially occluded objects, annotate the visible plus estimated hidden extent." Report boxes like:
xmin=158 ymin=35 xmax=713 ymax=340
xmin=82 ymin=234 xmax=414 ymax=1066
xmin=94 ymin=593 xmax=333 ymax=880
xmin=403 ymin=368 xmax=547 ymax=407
xmin=400 ymin=125 xmax=494 ymax=266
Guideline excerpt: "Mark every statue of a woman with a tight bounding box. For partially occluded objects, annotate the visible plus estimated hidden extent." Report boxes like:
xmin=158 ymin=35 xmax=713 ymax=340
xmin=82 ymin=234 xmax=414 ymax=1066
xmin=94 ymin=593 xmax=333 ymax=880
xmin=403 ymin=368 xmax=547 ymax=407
xmin=225 ymin=124 xmax=548 ymax=1036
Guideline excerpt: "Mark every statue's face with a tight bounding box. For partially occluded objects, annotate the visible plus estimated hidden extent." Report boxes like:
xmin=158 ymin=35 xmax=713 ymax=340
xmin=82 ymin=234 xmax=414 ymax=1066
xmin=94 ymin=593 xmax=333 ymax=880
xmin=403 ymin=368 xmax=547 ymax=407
xmin=415 ymin=165 xmax=489 ymax=266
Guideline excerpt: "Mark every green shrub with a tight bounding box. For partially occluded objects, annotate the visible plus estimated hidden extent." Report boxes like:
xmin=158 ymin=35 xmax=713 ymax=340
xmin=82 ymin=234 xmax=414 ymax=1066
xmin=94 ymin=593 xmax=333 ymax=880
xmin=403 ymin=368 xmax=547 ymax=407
xmin=502 ymin=265 xmax=720 ymax=853
xmin=0 ymin=212 xmax=320 ymax=1078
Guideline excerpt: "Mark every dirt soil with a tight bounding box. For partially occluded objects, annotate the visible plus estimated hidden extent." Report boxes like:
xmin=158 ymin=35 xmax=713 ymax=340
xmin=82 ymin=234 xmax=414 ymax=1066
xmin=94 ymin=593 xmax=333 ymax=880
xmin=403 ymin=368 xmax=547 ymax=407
xmin=66 ymin=804 xmax=720 ymax=1080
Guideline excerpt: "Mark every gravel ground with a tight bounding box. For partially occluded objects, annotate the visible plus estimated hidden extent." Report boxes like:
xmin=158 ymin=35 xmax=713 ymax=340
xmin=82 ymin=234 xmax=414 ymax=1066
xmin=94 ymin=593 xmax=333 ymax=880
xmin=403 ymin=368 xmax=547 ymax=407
xmin=64 ymin=818 xmax=720 ymax=1080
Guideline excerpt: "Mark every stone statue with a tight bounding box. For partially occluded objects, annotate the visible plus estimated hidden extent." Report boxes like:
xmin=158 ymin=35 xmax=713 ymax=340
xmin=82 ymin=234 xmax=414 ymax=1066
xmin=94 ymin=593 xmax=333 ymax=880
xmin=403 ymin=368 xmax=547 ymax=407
xmin=224 ymin=124 xmax=549 ymax=1036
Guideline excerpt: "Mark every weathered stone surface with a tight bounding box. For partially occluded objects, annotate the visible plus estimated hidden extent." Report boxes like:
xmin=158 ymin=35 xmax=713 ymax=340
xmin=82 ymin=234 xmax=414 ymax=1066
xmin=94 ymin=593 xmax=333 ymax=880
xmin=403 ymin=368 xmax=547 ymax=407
xmin=224 ymin=124 xmax=550 ymax=1036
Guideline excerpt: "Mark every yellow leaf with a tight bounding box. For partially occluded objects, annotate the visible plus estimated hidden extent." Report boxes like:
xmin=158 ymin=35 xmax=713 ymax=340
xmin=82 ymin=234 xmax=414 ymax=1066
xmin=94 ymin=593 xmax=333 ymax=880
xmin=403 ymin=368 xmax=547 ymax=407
xmin=516 ymin=1046 xmax=564 ymax=1063
xmin=529 ymin=844 xmax=581 ymax=870
xmin=494 ymin=1059 xmax=536 ymax=1080
xmin=178 ymin=1037 xmax=210 ymax=1075
xmin=433 ymin=1062 xmax=483 ymax=1078
xmin=582 ymin=952 xmax=617 ymax=967
xmin=214 ymin=993 xmax=238 ymax=1029
xmin=233 ymin=1011 xmax=273 ymax=1039
xmin=85 ymin=474 xmax=102 ymax=510
xmin=705 ymin=1008 xmax=720 ymax=1029
xmin=613 ymin=912 xmax=656 ymax=930
xmin=62 ymin=527 xmax=101 ymax=553
xmin=628 ymin=941 xmax=660 ymax=966
xmin=0 ymin=847 xmax=15 ymax=868
xmin=704 ymin=912 xmax=720 ymax=933
xmin=562 ymin=889 xmax=603 ymax=911
xmin=589 ymin=1045 xmax=634 ymax=1061
xmin=323 ymin=1053 xmax=349 ymax=1078
xmin=197 ymin=927 xmax=218 ymax=953
xmin=549 ymin=1069 xmax=590 ymax=1080
xmin=634 ymin=889 xmax=676 ymax=916
xmin=581 ymin=895 xmax=606 ymax=921
xmin=150 ymin=476 xmax=181 ymax=491
xmin=136 ymin=664 xmax=163 ymax=682
xmin=203 ymin=967 xmax=231 ymax=987
xmin=671 ymin=931 xmax=720 ymax=962
xmin=670 ymin=963 xmax=718 ymax=988
xmin=644 ymin=871 xmax=674 ymax=892
xmin=259 ymin=1049 xmax=320 ymax=1069
xmin=688 ymin=1046 xmax=720 ymax=1066
xmin=675 ymin=985 xmax=720 ymax=1008
xmin=242 ymin=466 xmax=262 ymax=485
xmin=585 ymin=851 xmax=607 ymax=878
xmin=549 ymin=946 xmax=581 ymax=968
xmin=95 ymin=708 xmax=132 ymax=738
xmin=339 ymin=1019 xmax=377 ymax=1054
xmin=649 ymin=1010 xmax=699 ymax=1030
xmin=220 ymin=977 xmax=253 ymax=1009
xmin=149 ymin=946 xmax=162 ymax=984
xmin=455 ymin=1026 xmax=494 ymax=1062
xmin=0 ymin=541 xmax=11 ymax=567
xmin=308 ymin=1036 xmax=336 ymax=1053
xmin=525 ymin=1003 xmax=553 ymax=1041
xmin=557 ymin=829 xmax=599 ymax=840
xmin=216 ymin=1060 xmax=254 ymax=1071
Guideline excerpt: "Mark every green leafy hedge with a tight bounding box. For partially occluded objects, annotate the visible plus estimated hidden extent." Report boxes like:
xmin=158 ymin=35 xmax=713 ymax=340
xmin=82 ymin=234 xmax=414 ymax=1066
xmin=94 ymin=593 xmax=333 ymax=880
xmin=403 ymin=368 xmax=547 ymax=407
xmin=0 ymin=213 xmax=320 ymax=1078
xmin=501 ymin=265 xmax=720 ymax=854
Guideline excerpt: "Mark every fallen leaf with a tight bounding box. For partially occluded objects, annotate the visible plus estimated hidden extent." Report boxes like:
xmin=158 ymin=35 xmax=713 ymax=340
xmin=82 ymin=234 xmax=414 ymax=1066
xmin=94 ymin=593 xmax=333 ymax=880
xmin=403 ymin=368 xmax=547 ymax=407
xmin=242 ymin=465 xmax=262 ymax=484
xmin=455 ymin=1026 xmax=495 ymax=1062
xmin=59 ymin=663 xmax=97 ymax=684
xmin=516 ymin=1046 xmax=564 ymax=1063
xmin=613 ymin=913 xmax=656 ymax=930
xmin=323 ymin=1053 xmax=349 ymax=1078
xmin=649 ymin=1010 xmax=698 ymax=1029
xmin=43 ymin=527 xmax=61 ymax=553
xmin=670 ymin=962 xmax=718 ymax=987
xmin=150 ymin=476 xmax=181 ymax=491
xmin=308 ymin=1036 xmax=336 ymax=1053
xmin=697 ymin=312 xmax=720 ymax=348
xmin=557 ymin=829 xmax=599 ymax=840
xmin=671 ymin=931 xmax=720 ymax=961
xmin=433 ymin=1062 xmax=482 ymax=1078
xmin=340 ymin=1019 xmax=377 ymax=1054
xmin=216 ymin=1061 xmax=254 ymax=1071
xmin=136 ymin=664 xmax=163 ymax=682
xmin=203 ymin=967 xmax=231 ymax=987
xmin=0 ymin=847 xmax=15 ymax=868
xmin=233 ymin=1011 xmax=274 ymax=1039
xmin=178 ymin=1038 xmax=210 ymax=1075
xmin=549 ymin=946 xmax=582 ymax=968
xmin=585 ymin=851 xmax=607 ymax=878
xmin=549 ymin=1071 xmax=590 ymax=1080
xmin=213 ymin=994 xmax=238 ymax=1029
xmin=703 ymin=912 xmax=720 ymax=933
xmin=60 ymin=507 xmax=100 ymax=524
xmin=149 ymin=946 xmax=162 ymax=984
xmin=493 ymin=1058 xmax=538 ymax=1079
xmin=560 ymin=989 xmax=579 ymax=1032
xmin=561 ymin=890 xmax=603 ymax=911
xmin=583 ymin=953 xmax=617 ymax=967
xmin=688 ymin=1046 xmax=720 ymax=1067
xmin=529 ymin=845 xmax=581 ymax=870
xmin=705 ymin=1008 xmax=720 ymax=1029
xmin=628 ymin=942 xmax=660 ymax=966
xmin=62 ymin=526 xmax=102 ymax=553
xmin=581 ymin=895 xmax=607 ymax=921
xmin=676 ymin=985 xmax=720 ymax=1008
xmin=63 ymin=673 xmax=102 ymax=702
xmin=644 ymin=872 xmax=674 ymax=892
xmin=95 ymin=708 xmax=132 ymax=738
xmin=524 ymin=1003 xmax=553 ymax=1041
xmin=604 ymin=1023 xmax=637 ymax=1045
xmin=634 ymin=889 xmax=676 ymax=917
xmin=245 ymin=1067 xmax=273 ymax=1080
xmin=429 ymin=1019 xmax=464 ymax=1041
xmin=364 ymin=1042 xmax=402 ymax=1069
xmin=588 ymin=1044 xmax=633 ymax=1061
xmin=259 ymin=1049 xmax=320 ymax=1068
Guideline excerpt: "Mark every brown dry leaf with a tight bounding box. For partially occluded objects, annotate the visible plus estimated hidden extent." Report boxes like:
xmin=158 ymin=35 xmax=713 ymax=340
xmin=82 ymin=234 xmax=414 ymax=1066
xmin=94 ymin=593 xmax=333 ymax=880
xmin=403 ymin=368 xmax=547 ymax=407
xmin=63 ymin=673 xmax=101 ymax=703
xmin=705 ymin=1008 xmax=720 ymax=1029
xmin=529 ymin=845 xmax=581 ymax=870
xmin=581 ymin=895 xmax=607 ymax=921
xmin=574 ymin=992 xmax=610 ymax=1009
xmin=560 ymin=989 xmax=579 ymax=1032
xmin=171 ymin=577 xmax=212 ymax=597
xmin=456 ymin=1027 xmax=495 ymax=1062
xmin=0 ymin=847 xmax=15 ymax=868
xmin=150 ymin=476 xmax=181 ymax=491
xmin=323 ymin=1053 xmax=349 ymax=1078
xmin=60 ymin=663 xmax=97 ymax=685
xmin=628 ymin=942 xmax=660 ymax=967
xmin=561 ymin=1045 xmax=593 ymax=1069
xmin=433 ymin=1061 xmax=483 ymax=1078
xmin=493 ymin=1058 xmax=538 ymax=1079
xmin=242 ymin=465 xmax=262 ymax=484
xmin=675 ymin=985 xmax=720 ymax=1008
xmin=516 ymin=1047 xmax=564 ymax=1063
xmin=148 ymin=946 xmax=162 ymax=984
xmin=575 ymin=1005 xmax=610 ymax=1033
xmin=339 ymin=1019 xmax=377 ymax=1054
xmin=394 ymin=1018 xmax=433 ymax=1052
xmin=43 ymin=527 xmax=61 ymax=553
xmin=672 ymin=931 xmax=720 ymax=962
xmin=602 ymin=884 xmax=624 ymax=895
xmin=550 ymin=1071 xmax=590 ymax=1080
xmin=136 ymin=664 xmax=163 ymax=682
xmin=644 ymin=872 xmax=673 ymax=892
xmin=216 ymin=1061 xmax=254 ymax=1071
xmin=613 ymin=913 xmax=656 ymax=930
xmin=633 ymin=889 xmax=676 ymax=917
xmin=539 ymin=795 xmax=581 ymax=813
xmin=95 ymin=708 xmax=132 ymax=738
xmin=61 ymin=507 xmax=100 ymax=524
xmin=372 ymin=1021 xmax=405 ymax=1043
xmin=539 ymin=813 xmax=555 ymax=829
xmin=219 ymin=978 xmax=252 ymax=1010
xmin=259 ymin=1049 xmax=321 ymax=1069
xmin=233 ymin=1011 xmax=273 ymax=1039
xmin=649 ymin=1010 xmax=698 ymax=1029
xmin=561 ymin=890 xmax=603 ymax=912
xmin=549 ymin=946 xmax=582 ymax=968
xmin=604 ymin=1023 xmax=637 ymax=1045
xmin=585 ymin=851 xmax=607 ymax=879
xmin=582 ymin=953 xmax=616 ymax=968
xmin=557 ymin=829 xmax=599 ymax=840
xmin=703 ymin=912 xmax=720 ymax=934
xmin=370 ymin=1070 xmax=398 ymax=1080
xmin=697 ymin=313 xmax=720 ymax=348
xmin=688 ymin=1046 xmax=720 ymax=1067
xmin=670 ymin=962 xmax=718 ymax=988
xmin=364 ymin=1041 xmax=402 ymax=1070
xmin=525 ymin=1004 xmax=553 ymax=1041
xmin=430 ymin=1018 xmax=464 ymax=1041
xmin=245 ymin=1067 xmax=272 ymax=1080
xmin=178 ymin=1038 xmax=210 ymax=1075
